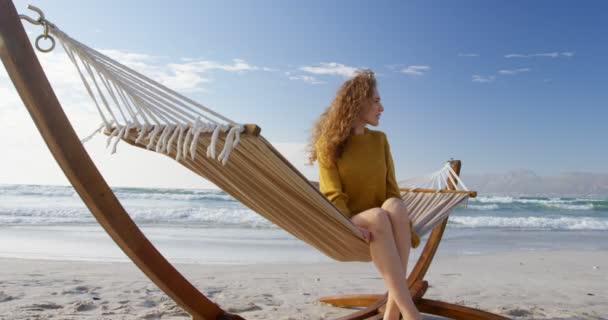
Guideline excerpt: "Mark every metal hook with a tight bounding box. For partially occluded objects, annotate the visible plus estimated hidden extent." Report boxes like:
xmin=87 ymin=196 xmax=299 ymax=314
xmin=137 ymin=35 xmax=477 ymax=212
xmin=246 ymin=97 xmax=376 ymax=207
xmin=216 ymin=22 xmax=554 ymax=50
xmin=18 ymin=5 xmax=56 ymax=53
xmin=19 ymin=5 xmax=46 ymax=26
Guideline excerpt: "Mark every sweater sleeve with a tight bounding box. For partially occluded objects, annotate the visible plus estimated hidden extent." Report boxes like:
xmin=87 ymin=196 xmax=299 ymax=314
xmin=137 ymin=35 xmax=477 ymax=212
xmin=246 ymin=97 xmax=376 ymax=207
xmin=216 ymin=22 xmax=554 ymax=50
xmin=384 ymin=133 xmax=401 ymax=200
xmin=318 ymin=160 xmax=351 ymax=216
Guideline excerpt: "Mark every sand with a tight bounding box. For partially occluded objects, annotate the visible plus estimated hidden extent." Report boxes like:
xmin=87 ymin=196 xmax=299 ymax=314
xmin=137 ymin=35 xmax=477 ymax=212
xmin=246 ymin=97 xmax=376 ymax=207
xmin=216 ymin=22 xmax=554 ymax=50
xmin=0 ymin=249 xmax=606 ymax=319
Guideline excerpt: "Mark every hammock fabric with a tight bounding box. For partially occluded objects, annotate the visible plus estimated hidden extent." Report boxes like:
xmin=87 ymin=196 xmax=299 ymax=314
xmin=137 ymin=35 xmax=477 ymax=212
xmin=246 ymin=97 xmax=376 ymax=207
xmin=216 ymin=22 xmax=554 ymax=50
xmin=118 ymin=127 xmax=471 ymax=261
xmin=37 ymin=19 xmax=472 ymax=262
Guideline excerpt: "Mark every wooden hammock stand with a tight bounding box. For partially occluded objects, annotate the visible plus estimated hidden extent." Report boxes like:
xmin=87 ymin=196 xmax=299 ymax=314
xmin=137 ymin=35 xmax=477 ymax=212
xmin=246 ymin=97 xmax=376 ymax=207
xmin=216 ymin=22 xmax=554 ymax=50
xmin=0 ymin=2 xmax=508 ymax=319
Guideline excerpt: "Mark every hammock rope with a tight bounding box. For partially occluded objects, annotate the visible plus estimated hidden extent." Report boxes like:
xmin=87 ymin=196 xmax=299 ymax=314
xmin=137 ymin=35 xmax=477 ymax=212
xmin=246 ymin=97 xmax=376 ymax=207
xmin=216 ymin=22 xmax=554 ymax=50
xmin=24 ymin=13 xmax=474 ymax=262
xmin=52 ymin=25 xmax=245 ymax=165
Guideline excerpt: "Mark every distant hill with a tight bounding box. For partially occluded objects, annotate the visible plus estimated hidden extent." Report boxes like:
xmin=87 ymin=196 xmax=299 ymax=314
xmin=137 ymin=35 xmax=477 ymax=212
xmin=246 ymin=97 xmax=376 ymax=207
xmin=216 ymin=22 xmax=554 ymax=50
xmin=461 ymin=169 xmax=608 ymax=198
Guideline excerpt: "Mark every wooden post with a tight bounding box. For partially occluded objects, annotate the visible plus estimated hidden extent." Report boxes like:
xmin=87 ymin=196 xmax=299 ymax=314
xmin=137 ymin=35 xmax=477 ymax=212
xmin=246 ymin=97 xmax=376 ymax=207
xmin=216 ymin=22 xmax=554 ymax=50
xmin=0 ymin=2 xmax=239 ymax=319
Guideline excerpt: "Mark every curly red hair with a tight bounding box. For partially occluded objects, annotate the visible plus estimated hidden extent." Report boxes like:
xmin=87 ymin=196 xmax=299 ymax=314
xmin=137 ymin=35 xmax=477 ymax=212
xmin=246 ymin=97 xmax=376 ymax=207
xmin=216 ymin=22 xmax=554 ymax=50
xmin=307 ymin=69 xmax=377 ymax=167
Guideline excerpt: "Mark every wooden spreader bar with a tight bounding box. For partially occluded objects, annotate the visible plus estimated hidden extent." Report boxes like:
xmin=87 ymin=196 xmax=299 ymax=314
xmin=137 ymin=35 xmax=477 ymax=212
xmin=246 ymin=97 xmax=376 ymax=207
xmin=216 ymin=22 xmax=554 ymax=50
xmin=400 ymin=187 xmax=478 ymax=198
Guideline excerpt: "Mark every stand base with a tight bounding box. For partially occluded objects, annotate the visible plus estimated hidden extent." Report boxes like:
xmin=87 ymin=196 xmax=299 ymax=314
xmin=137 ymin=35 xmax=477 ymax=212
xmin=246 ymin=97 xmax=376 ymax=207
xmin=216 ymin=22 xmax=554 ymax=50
xmin=319 ymin=282 xmax=509 ymax=320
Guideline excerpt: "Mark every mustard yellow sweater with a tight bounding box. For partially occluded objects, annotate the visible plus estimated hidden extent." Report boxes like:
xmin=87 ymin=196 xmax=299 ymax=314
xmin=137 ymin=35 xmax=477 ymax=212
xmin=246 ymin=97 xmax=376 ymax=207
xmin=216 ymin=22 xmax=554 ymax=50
xmin=318 ymin=128 xmax=420 ymax=248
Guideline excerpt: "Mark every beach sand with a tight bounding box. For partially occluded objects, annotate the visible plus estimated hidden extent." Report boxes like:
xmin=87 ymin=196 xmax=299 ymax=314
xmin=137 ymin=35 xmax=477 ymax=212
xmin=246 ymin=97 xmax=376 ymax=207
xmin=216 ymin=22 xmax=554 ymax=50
xmin=0 ymin=249 xmax=605 ymax=319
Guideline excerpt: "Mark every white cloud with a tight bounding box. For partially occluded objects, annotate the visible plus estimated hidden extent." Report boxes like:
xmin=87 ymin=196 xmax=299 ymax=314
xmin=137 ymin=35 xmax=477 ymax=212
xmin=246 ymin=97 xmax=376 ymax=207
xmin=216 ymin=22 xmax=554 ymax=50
xmin=498 ymin=68 xmax=531 ymax=75
xmin=472 ymin=75 xmax=495 ymax=83
xmin=505 ymin=52 xmax=574 ymax=58
xmin=400 ymin=65 xmax=431 ymax=76
xmin=202 ymin=58 xmax=258 ymax=72
xmin=100 ymin=49 xmax=158 ymax=65
xmin=98 ymin=51 xmax=270 ymax=92
xmin=288 ymin=75 xmax=325 ymax=85
xmin=533 ymin=53 xmax=560 ymax=58
xmin=98 ymin=49 xmax=210 ymax=92
xmin=472 ymin=67 xmax=529 ymax=84
xmin=385 ymin=64 xmax=400 ymax=71
xmin=299 ymin=62 xmax=359 ymax=78
xmin=458 ymin=53 xmax=480 ymax=57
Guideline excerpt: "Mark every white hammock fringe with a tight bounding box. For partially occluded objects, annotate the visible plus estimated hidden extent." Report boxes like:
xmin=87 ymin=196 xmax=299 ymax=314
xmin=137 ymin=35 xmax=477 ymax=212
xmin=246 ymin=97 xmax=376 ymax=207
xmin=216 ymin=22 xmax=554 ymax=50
xmin=80 ymin=122 xmax=106 ymax=144
xmin=50 ymin=26 xmax=244 ymax=165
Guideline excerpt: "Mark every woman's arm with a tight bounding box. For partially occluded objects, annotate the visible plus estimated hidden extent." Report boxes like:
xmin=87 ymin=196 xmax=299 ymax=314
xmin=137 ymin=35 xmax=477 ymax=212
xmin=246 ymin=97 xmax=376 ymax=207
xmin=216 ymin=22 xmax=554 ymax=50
xmin=384 ymin=133 xmax=401 ymax=199
xmin=318 ymin=160 xmax=351 ymax=216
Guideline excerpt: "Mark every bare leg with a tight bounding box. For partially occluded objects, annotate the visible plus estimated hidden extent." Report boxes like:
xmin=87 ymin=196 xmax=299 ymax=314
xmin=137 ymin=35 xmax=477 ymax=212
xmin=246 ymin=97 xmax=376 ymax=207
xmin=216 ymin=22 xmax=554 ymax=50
xmin=351 ymin=208 xmax=421 ymax=320
xmin=382 ymin=198 xmax=419 ymax=320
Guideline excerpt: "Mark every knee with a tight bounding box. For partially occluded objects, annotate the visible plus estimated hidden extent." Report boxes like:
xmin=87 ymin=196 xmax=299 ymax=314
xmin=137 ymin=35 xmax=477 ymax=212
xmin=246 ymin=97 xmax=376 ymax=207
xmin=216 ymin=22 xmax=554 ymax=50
xmin=367 ymin=208 xmax=391 ymax=234
xmin=382 ymin=198 xmax=409 ymax=218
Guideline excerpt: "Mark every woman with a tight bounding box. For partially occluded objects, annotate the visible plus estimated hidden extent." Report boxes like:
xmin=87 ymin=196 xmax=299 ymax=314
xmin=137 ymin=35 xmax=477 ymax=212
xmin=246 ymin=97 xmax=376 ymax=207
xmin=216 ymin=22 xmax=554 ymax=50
xmin=307 ymin=69 xmax=422 ymax=320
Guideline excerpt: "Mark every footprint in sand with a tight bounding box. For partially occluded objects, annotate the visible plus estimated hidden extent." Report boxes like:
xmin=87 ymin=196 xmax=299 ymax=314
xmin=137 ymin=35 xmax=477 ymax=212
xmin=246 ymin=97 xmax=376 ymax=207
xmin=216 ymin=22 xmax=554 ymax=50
xmin=504 ymin=307 xmax=533 ymax=317
xmin=112 ymin=303 xmax=133 ymax=314
xmin=62 ymin=285 xmax=91 ymax=295
xmin=20 ymin=302 xmax=63 ymax=311
xmin=159 ymin=303 xmax=189 ymax=317
xmin=27 ymin=273 xmax=44 ymax=277
xmin=139 ymin=299 xmax=157 ymax=308
xmin=113 ymin=303 xmax=129 ymax=310
xmin=140 ymin=310 xmax=168 ymax=319
xmin=257 ymin=293 xmax=282 ymax=307
xmin=0 ymin=291 xmax=16 ymax=303
xmin=73 ymin=300 xmax=97 ymax=312
xmin=204 ymin=287 xmax=226 ymax=299
xmin=440 ymin=273 xmax=462 ymax=277
xmin=145 ymin=288 xmax=160 ymax=294
xmin=226 ymin=302 xmax=263 ymax=313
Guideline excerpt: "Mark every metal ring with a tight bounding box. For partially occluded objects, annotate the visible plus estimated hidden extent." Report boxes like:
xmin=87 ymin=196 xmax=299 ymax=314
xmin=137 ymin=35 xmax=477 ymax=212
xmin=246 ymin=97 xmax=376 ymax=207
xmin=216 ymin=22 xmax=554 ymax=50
xmin=35 ymin=34 xmax=56 ymax=53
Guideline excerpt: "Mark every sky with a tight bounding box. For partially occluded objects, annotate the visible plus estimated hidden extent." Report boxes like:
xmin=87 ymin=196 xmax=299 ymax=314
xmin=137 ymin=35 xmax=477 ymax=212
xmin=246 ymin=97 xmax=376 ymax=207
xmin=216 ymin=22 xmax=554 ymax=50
xmin=1 ymin=0 xmax=607 ymax=190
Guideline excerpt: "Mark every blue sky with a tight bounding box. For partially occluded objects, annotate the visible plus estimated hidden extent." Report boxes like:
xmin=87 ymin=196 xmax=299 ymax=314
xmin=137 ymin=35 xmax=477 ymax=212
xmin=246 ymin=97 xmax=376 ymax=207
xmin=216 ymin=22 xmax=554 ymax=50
xmin=2 ymin=1 xmax=607 ymax=189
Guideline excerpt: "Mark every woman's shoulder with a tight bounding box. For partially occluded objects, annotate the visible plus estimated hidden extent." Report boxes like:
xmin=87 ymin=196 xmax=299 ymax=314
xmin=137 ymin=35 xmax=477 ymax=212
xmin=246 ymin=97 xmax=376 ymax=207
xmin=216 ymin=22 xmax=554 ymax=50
xmin=365 ymin=128 xmax=388 ymax=140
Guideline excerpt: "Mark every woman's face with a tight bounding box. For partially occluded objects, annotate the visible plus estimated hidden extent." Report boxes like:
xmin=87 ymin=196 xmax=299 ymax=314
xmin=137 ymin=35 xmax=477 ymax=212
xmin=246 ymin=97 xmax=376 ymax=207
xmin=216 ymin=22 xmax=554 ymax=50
xmin=359 ymin=88 xmax=384 ymax=126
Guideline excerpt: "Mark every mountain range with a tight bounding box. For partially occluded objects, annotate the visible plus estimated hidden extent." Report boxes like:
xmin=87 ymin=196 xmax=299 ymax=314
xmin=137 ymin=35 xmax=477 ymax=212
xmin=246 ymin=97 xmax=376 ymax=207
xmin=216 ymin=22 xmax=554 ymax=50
xmin=461 ymin=169 xmax=608 ymax=198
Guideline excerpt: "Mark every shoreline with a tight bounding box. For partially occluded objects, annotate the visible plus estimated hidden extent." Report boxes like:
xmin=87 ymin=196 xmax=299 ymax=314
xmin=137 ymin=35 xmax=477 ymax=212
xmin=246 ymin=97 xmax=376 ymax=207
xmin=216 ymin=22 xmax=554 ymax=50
xmin=2 ymin=224 xmax=606 ymax=265
xmin=1 ymin=249 xmax=606 ymax=319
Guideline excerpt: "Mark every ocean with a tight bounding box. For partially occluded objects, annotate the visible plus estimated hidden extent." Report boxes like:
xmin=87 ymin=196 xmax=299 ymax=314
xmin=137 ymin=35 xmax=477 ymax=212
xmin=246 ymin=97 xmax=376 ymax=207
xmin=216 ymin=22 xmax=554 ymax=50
xmin=1 ymin=184 xmax=607 ymax=264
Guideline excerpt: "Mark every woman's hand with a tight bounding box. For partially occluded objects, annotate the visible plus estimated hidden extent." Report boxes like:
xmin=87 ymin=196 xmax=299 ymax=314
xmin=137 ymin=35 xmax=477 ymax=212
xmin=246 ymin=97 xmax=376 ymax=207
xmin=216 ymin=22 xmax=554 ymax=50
xmin=357 ymin=226 xmax=371 ymax=243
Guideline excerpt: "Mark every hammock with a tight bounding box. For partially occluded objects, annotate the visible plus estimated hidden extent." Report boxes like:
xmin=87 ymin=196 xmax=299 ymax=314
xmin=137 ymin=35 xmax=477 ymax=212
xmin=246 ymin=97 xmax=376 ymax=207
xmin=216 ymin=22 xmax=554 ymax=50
xmin=28 ymin=15 xmax=474 ymax=262
xmin=4 ymin=5 xmax=511 ymax=320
